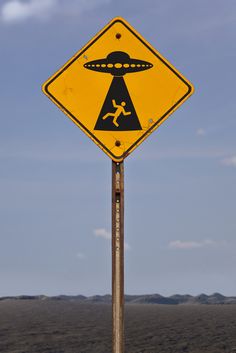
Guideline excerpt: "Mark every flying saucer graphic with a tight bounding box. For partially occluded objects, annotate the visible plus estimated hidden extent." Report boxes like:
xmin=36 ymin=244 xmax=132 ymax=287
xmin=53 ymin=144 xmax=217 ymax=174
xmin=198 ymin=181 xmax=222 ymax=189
xmin=84 ymin=51 xmax=153 ymax=131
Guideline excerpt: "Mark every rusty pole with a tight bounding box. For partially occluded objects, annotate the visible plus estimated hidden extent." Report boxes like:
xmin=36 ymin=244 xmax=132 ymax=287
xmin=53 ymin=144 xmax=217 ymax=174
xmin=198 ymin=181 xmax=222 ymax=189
xmin=112 ymin=161 xmax=124 ymax=353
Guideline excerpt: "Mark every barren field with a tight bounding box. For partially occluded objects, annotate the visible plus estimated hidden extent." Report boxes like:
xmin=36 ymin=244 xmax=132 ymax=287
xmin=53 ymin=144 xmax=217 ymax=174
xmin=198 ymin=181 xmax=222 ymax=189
xmin=0 ymin=300 xmax=236 ymax=353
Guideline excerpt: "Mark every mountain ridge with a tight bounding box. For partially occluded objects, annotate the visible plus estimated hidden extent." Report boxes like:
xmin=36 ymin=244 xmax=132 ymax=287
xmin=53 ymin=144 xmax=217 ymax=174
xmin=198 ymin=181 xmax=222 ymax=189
xmin=1 ymin=293 xmax=236 ymax=304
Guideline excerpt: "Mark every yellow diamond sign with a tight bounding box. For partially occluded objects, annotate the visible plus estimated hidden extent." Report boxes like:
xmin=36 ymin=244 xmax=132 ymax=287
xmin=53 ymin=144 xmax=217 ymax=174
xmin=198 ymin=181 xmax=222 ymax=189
xmin=42 ymin=17 xmax=194 ymax=161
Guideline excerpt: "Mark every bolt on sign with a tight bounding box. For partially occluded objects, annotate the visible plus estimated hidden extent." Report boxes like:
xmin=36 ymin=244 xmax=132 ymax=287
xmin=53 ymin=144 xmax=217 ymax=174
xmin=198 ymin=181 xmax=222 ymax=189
xmin=42 ymin=17 xmax=194 ymax=161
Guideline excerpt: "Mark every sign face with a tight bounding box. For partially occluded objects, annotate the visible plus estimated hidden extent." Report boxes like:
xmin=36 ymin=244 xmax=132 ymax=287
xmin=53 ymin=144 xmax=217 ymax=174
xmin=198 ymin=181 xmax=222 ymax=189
xmin=42 ymin=17 xmax=194 ymax=161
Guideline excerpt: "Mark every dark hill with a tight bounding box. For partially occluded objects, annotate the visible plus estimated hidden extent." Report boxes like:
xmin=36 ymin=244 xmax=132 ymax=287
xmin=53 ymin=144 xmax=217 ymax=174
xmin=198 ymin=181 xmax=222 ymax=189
xmin=1 ymin=293 xmax=236 ymax=304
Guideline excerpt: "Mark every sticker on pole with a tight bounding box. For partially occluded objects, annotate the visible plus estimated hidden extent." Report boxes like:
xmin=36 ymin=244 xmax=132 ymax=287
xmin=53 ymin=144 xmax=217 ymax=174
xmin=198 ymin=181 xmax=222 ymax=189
xmin=42 ymin=17 xmax=194 ymax=161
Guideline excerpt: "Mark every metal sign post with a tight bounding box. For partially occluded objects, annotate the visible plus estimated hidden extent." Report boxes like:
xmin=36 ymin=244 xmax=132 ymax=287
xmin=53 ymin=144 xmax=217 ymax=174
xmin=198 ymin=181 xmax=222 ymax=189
xmin=112 ymin=161 xmax=124 ymax=353
xmin=42 ymin=16 xmax=194 ymax=353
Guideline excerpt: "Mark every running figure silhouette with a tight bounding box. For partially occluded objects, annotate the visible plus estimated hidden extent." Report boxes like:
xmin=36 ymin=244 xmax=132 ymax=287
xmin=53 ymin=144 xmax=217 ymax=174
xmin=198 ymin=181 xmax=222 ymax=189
xmin=102 ymin=99 xmax=131 ymax=127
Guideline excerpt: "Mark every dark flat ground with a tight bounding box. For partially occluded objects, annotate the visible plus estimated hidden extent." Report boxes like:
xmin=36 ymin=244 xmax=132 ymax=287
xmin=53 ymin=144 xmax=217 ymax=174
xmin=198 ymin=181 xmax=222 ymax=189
xmin=0 ymin=300 xmax=236 ymax=353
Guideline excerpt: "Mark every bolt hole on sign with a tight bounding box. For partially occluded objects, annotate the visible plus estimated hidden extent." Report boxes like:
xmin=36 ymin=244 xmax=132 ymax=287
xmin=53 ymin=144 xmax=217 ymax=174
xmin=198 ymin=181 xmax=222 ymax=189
xmin=42 ymin=17 xmax=194 ymax=161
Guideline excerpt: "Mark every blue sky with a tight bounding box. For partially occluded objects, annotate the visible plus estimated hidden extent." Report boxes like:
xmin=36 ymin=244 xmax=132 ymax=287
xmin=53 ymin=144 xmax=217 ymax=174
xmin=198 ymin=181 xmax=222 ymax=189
xmin=0 ymin=0 xmax=236 ymax=297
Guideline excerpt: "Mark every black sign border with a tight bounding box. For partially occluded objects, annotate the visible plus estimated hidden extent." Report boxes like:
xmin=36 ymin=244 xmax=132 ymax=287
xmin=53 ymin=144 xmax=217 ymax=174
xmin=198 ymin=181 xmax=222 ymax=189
xmin=44 ymin=18 xmax=193 ymax=161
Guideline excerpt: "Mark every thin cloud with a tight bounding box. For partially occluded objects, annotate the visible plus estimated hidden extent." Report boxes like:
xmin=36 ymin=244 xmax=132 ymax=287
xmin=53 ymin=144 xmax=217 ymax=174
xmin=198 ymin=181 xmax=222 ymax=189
xmin=133 ymin=147 xmax=232 ymax=162
xmin=196 ymin=128 xmax=206 ymax=136
xmin=221 ymin=155 xmax=236 ymax=167
xmin=94 ymin=228 xmax=111 ymax=240
xmin=0 ymin=0 xmax=110 ymax=24
xmin=124 ymin=243 xmax=131 ymax=251
xmin=94 ymin=228 xmax=131 ymax=251
xmin=76 ymin=252 xmax=86 ymax=259
xmin=1 ymin=0 xmax=57 ymax=23
xmin=169 ymin=239 xmax=217 ymax=250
